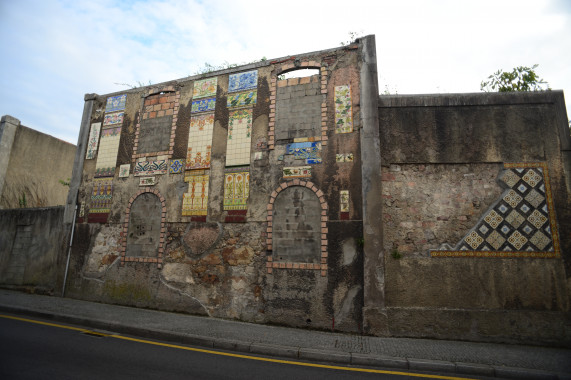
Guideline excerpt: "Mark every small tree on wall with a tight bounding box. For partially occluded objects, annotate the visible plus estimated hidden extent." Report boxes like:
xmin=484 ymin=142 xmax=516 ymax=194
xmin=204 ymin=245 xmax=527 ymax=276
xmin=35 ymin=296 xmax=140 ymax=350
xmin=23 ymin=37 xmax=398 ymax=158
xmin=480 ymin=64 xmax=550 ymax=92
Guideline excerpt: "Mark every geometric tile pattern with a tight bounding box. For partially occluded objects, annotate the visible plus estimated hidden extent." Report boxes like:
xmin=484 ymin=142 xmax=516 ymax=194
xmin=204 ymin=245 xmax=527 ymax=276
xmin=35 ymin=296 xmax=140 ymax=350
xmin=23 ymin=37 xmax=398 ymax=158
xmin=193 ymin=77 xmax=217 ymax=99
xmin=186 ymin=113 xmax=214 ymax=170
xmin=94 ymin=127 xmax=121 ymax=177
xmin=85 ymin=122 xmax=102 ymax=160
xmin=286 ymin=141 xmax=322 ymax=164
xmin=226 ymin=109 xmax=252 ymax=167
xmin=182 ymin=174 xmax=209 ymax=216
xmin=223 ymin=170 xmax=249 ymax=210
xmin=228 ymin=70 xmax=258 ymax=93
xmin=432 ymin=162 xmax=561 ymax=258
xmin=334 ymin=85 xmax=353 ymax=134
xmin=133 ymin=159 xmax=168 ymax=176
xmin=169 ymin=159 xmax=184 ymax=174
xmin=105 ymin=94 xmax=127 ymax=113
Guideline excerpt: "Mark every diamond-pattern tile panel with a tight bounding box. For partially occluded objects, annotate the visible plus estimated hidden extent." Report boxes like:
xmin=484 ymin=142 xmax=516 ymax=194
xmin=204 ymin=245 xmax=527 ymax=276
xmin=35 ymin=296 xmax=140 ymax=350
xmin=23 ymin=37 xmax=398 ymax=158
xmin=431 ymin=164 xmax=559 ymax=257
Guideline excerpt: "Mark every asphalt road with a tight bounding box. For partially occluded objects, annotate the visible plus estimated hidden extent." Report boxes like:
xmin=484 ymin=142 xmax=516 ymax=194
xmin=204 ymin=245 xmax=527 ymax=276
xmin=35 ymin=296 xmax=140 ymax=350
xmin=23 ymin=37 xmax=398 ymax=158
xmin=0 ymin=314 xmax=480 ymax=380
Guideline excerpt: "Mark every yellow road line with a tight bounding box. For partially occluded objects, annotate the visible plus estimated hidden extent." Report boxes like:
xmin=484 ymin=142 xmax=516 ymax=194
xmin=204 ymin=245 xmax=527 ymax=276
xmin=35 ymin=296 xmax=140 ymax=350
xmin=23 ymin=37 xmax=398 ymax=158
xmin=0 ymin=314 xmax=473 ymax=380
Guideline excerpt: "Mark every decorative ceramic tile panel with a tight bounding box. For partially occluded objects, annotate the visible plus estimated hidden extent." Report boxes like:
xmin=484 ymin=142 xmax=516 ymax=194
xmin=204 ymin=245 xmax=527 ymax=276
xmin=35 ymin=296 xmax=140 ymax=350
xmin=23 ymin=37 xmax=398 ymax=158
xmin=134 ymin=160 xmax=168 ymax=176
xmin=169 ymin=159 xmax=184 ymax=174
xmin=139 ymin=177 xmax=156 ymax=186
xmin=182 ymin=174 xmax=209 ymax=216
xmin=431 ymin=163 xmax=560 ymax=258
xmin=223 ymin=171 xmax=249 ymax=210
xmin=336 ymin=153 xmax=354 ymax=163
xmin=118 ymin=164 xmax=130 ymax=178
xmin=286 ymin=141 xmax=322 ymax=164
xmin=228 ymin=70 xmax=258 ymax=93
xmin=227 ymin=90 xmax=257 ymax=108
xmin=105 ymin=94 xmax=127 ymax=113
xmin=334 ymin=85 xmax=353 ymax=133
xmin=226 ymin=109 xmax=252 ymax=167
xmin=103 ymin=112 xmax=124 ymax=127
xmin=193 ymin=77 xmax=218 ymax=99
xmin=191 ymin=97 xmax=216 ymax=113
xmin=94 ymin=127 xmax=121 ymax=177
xmin=283 ymin=166 xmax=312 ymax=178
xmin=186 ymin=113 xmax=214 ymax=170
xmin=90 ymin=178 xmax=113 ymax=213
xmin=85 ymin=122 xmax=102 ymax=159
xmin=340 ymin=190 xmax=350 ymax=212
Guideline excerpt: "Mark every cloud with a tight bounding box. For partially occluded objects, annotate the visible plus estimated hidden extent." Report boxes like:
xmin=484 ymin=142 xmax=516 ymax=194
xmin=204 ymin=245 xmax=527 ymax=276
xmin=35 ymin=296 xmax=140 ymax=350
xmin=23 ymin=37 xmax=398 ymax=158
xmin=0 ymin=0 xmax=570 ymax=144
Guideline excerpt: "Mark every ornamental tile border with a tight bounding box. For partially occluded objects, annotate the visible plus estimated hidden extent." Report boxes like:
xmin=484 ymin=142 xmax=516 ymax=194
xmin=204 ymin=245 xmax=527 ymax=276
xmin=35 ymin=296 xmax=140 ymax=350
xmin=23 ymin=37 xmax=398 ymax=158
xmin=431 ymin=162 xmax=560 ymax=258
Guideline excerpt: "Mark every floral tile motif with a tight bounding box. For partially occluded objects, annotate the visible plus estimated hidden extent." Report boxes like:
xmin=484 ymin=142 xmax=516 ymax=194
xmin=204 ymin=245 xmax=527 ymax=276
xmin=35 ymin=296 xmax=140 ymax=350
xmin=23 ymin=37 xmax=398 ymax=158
xmin=186 ymin=113 xmax=215 ymax=170
xmin=191 ymin=97 xmax=216 ymax=113
xmin=105 ymin=94 xmax=127 ymax=113
xmin=94 ymin=127 xmax=121 ymax=178
xmin=118 ymin=164 xmax=130 ymax=178
xmin=340 ymin=190 xmax=350 ymax=212
xmin=85 ymin=122 xmax=102 ymax=160
xmin=334 ymin=85 xmax=353 ymax=134
xmin=226 ymin=109 xmax=252 ymax=167
xmin=182 ymin=174 xmax=209 ymax=216
xmin=286 ymin=141 xmax=322 ymax=164
xmin=431 ymin=163 xmax=560 ymax=258
xmin=139 ymin=177 xmax=156 ymax=186
xmin=283 ymin=166 xmax=311 ymax=178
xmin=134 ymin=159 xmax=168 ymax=176
xmin=223 ymin=171 xmax=249 ymax=210
xmin=103 ymin=112 xmax=124 ymax=127
xmin=90 ymin=178 xmax=113 ymax=214
xmin=228 ymin=70 xmax=258 ymax=93
xmin=227 ymin=90 xmax=257 ymax=108
xmin=169 ymin=159 xmax=184 ymax=174
xmin=193 ymin=77 xmax=218 ymax=99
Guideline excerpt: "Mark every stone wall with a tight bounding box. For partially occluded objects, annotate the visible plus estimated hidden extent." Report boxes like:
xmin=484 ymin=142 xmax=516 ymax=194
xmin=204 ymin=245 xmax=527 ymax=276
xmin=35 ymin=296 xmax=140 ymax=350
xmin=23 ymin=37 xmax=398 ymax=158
xmin=63 ymin=39 xmax=370 ymax=333
xmin=376 ymin=91 xmax=571 ymax=345
xmin=0 ymin=116 xmax=76 ymax=209
xmin=0 ymin=207 xmax=67 ymax=293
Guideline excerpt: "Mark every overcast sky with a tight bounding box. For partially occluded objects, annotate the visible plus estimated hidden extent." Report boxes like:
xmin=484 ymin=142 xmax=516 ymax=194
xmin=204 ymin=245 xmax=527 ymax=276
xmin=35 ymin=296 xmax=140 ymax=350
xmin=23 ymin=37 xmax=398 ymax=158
xmin=1 ymin=0 xmax=570 ymax=144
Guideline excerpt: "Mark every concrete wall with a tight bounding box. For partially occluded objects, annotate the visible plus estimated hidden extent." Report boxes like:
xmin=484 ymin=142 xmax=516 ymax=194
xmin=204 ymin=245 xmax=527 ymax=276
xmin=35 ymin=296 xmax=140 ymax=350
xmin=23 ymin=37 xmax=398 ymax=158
xmin=377 ymin=91 xmax=571 ymax=345
xmin=0 ymin=207 xmax=67 ymax=293
xmin=63 ymin=39 xmax=371 ymax=333
xmin=0 ymin=116 xmax=76 ymax=209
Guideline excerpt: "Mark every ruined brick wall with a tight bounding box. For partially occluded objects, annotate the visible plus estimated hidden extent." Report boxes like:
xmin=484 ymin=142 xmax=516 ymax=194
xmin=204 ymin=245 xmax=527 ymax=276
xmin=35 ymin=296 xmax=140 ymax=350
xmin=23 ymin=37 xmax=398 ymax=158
xmin=65 ymin=41 xmax=367 ymax=333
xmin=378 ymin=92 xmax=571 ymax=345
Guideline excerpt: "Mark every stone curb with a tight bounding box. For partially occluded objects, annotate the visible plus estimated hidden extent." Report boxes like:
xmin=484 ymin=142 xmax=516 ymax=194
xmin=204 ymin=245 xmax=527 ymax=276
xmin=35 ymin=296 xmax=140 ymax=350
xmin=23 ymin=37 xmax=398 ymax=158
xmin=0 ymin=304 xmax=568 ymax=380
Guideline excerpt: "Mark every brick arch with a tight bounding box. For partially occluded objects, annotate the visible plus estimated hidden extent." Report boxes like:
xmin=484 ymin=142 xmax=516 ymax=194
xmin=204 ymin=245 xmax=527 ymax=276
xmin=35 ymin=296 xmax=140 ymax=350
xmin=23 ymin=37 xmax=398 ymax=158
xmin=268 ymin=59 xmax=329 ymax=149
xmin=120 ymin=188 xmax=167 ymax=268
xmin=266 ymin=180 xmax=328 ymax=277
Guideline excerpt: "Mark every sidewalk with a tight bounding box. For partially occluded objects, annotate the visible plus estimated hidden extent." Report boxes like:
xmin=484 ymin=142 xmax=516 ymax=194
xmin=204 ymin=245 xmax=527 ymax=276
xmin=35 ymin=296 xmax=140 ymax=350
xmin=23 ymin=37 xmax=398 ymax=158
xmin=0 ymin=288 xmax=569 ymax=379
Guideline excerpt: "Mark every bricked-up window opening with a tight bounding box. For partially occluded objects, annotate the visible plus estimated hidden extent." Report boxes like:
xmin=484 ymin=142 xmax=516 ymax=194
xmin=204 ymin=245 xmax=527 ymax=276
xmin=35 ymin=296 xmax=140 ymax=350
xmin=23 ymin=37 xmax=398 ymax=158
xmin=275 ymin=69 xmax=323 ymax=141
xmin=272 ymin=186 xmax=321 ymax=262
xmin=126 ymin=193 xmax=162 ymax=257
